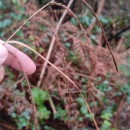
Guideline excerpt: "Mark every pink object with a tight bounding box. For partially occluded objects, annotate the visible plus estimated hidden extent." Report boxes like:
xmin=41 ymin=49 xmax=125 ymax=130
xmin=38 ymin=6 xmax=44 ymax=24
xmin=0 ymin=43 xmax=8 ymax=66
xmin=0 ymin=39 xmax=36 ymax=75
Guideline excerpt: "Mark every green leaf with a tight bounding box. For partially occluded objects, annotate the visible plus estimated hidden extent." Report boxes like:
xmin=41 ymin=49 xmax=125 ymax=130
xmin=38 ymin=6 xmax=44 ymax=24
xmin=54 ymin=108 xmax=68 ymax=120
xmin=37 ymin=107 xmax=50 ymax=120
xmin=65 ymin=42 xmax=71 ymax=49
xmin=71 ymin=18 xmax=78 ymax=25
xmin=32 ymin=88 xmax=49 ymax=106
xmin=16 ymin=30 xmax=24 ymax=37
xmin=101 ymin=113 xmax=112 ymax=120
xmin=102 ymin=120 xmax=111 ymax=129
xmin=77 ymin=97 xmax=85 ymax=106
xmin=80 ymin=106 xmax=88 ymax=115
xmin=99 ymin=16 xmax=111 ymax=24
xmin=121 ymin=84 xmax=130 ymax=94
xmin=80 ymin=15 xmax=92 ymax=27
xmin=0 ymin=19 xmax=11 ymax=28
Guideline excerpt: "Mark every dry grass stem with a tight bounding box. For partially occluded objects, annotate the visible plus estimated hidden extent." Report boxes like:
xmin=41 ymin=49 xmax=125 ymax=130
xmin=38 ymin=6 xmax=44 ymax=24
xmin=82 ymin=0 xmax=118 ymax=71
xmin=8 ymin=51 xmax=38 ymax=130
xmin=6 ymin=40 xmax=99 ymax=130
xmin=50 ymin=1 xmax=96 ymax=72
xmin=37 ymin=0 xmax=74 ymax=87
xmin=86 ymin=0 xmax=105 ymax=34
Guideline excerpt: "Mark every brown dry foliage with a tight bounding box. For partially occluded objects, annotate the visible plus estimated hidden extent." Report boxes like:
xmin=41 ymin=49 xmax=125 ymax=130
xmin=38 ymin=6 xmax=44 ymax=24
xmin=0 ymin=0 xmax=130 ymax=130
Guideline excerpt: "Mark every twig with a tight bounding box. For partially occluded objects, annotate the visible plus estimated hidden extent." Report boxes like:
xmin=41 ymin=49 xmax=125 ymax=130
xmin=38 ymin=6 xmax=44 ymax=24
xmin=37 ymin=0 xmax=74 ymax=87
xmin=48 ymin=95 xmax=57 ymax=114
xmin=82 ymin=0 xmax=118 ymax=72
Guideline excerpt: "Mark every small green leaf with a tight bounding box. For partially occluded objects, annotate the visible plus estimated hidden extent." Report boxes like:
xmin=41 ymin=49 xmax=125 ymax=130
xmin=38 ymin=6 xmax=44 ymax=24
xmin=101 ymin=113 xmax=112 ymax=120
xmin=77 ymin=97 xmax=85 ymax=106
xmin=102 ymin=120 xmax=111 ymax=129
xmin=54 ymin=108 xmax=68 ymax=120
xmin=65 ymin=42 xmax=71 ymax=49
xmin=37 ymin=107 xmax=50 ymax=120
xmin=32 ymin=88 xmax=48 ymax=106
xmin=0 ymin=19 xmax=11 ymax=28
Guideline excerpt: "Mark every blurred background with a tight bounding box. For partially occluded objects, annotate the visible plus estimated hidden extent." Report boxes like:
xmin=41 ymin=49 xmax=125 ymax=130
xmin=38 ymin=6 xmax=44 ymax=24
xmin=0 ymin=0 xmax=130 ymax=130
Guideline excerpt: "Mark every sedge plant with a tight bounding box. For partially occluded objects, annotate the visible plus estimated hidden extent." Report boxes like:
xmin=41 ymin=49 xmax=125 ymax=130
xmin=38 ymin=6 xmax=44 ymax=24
xmin=2 ymin=0 xmax=118 ymax=130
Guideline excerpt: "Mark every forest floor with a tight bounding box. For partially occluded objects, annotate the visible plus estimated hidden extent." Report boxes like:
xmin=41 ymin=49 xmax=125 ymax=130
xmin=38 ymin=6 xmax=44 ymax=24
xmin=0 ymin=0 xmax=130 ymax=130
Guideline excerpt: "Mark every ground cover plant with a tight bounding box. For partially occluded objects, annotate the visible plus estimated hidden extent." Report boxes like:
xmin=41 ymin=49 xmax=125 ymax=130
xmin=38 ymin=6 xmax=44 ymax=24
xmin=0 ymin=0 xmax=130 ymax=130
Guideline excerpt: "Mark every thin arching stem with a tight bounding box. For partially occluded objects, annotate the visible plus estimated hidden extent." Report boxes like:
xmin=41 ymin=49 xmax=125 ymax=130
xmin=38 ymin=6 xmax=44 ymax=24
xmin=6 ymin=40 xmax=99 ymax=130
xmin=81 ymin=0 xmax=118 ymax=71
